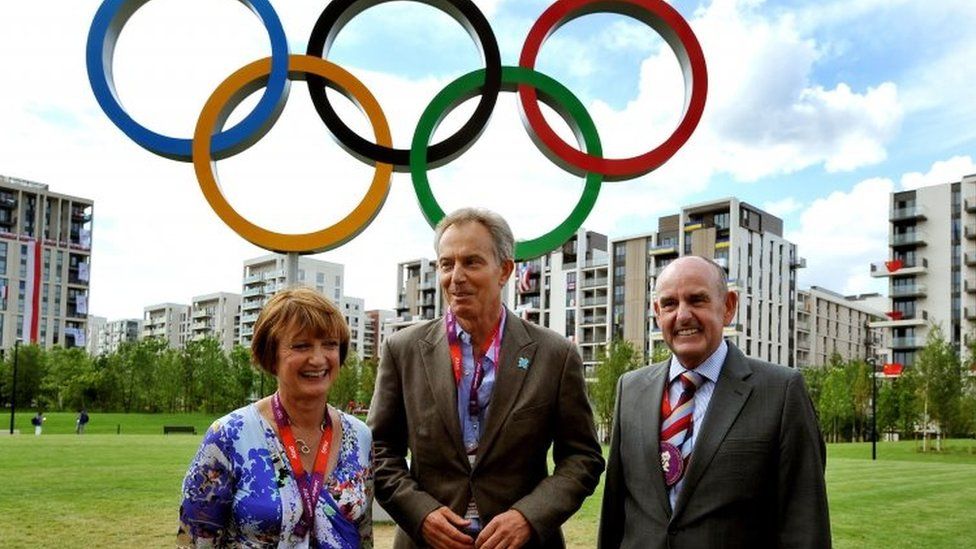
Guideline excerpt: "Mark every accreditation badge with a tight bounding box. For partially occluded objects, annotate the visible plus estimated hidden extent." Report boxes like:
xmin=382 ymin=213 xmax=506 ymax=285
xmin=659 ymin=442 xmax=683 ymax=487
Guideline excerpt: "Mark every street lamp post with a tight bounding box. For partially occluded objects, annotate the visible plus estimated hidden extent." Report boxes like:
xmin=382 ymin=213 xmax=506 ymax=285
xmin=8 ymin=339 xmax=21 ymax=435
xmin=870 ymin=356 xmax=877 ymax=461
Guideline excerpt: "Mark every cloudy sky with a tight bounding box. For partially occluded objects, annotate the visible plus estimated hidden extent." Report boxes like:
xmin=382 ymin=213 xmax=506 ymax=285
xmin=1 ymin=0 xmax=974 ymax=320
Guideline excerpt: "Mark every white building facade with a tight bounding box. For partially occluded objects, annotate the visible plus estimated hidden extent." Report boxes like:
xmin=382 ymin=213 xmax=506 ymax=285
xmin=143 ymin=303 xmax=191 ymax=349
xmin=869 ymin=174 xmax=976 ymax=367
xmin=191 ymin=292 xmax=241 ymax=352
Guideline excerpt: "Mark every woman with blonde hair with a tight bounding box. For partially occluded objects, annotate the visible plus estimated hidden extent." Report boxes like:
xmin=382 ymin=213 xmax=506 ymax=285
xmin=178 ymin=287 xmax=372 ymax=547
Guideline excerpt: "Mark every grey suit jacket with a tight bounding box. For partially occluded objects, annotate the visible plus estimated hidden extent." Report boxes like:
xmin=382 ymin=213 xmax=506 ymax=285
xmin=599 ymin=343 xmax=830 ymax=549
xmin=369 ymin=312 xmax=605 ymax=548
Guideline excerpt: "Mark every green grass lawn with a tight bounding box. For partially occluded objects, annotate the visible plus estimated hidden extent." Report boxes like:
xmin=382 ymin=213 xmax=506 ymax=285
xmin=0 ymin=430 xmax=973 ymax=548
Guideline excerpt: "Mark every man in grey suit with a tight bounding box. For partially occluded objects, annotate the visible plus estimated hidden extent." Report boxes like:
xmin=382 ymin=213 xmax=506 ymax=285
xmin=599 ymin=256 xmax=830 ymax=548
xmin=370 ymin=208 xmax=604 ymax=549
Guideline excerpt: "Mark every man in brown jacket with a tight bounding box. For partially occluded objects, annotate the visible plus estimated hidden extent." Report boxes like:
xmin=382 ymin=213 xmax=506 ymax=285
xmin=369 ymin=208 xmax=604 ymax=548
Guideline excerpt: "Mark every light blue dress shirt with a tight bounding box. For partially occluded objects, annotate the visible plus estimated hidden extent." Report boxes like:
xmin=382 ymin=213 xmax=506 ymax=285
xmin=665 ymin=339 xmax=728 ymax=509
xmin=453 ymin=310 xmax=506 ymax=530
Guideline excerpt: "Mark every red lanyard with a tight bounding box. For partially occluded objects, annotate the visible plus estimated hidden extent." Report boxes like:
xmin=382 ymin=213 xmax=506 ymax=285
xmin=445 ymin=309 xmax=504 ymax=416
xmin=271 ymin=393 xmax=334 ymax=538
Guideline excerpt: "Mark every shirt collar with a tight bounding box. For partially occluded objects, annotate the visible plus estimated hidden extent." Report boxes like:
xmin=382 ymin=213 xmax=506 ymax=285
xmin=454 ymin=307 xmax=507 ymax=364
xmin=668 ymin=339 xmax=728 ymax=384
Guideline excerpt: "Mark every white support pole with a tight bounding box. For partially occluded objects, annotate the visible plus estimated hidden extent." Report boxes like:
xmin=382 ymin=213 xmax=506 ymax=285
xmin=285 ymin=252 xmax=299 ymax=287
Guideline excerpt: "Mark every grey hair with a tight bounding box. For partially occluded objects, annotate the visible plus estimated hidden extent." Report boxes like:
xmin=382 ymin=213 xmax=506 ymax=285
xmin=434 ymin=207 xmax=515 ymax=265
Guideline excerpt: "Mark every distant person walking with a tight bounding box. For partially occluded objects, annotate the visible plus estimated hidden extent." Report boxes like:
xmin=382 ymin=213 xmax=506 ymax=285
xmin=31 ymin=412 xmax=45 ymax=436
xmin=76 ymin=409 xmax=90 ymax=434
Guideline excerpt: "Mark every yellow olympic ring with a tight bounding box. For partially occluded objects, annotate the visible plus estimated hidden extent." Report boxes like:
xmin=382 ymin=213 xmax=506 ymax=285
xmin=192 ymin=54 xmax=393 ymax=253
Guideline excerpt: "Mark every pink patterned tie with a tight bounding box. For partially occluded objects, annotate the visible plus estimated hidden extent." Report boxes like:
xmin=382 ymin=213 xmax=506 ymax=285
xmin=660 ymin=370 xmax=704 ymax=477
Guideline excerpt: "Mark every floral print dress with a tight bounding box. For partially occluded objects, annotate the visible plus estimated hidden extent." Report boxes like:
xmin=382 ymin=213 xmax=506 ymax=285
xmin=178 ymin=404 xmax=373 ymax=548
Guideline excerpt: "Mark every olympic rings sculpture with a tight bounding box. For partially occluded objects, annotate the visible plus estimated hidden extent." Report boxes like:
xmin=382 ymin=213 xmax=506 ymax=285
xmin=87 ymin=0 xmax=706 ymax=259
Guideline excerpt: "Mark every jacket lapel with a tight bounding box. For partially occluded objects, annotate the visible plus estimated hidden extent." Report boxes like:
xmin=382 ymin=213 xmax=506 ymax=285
xmin=473 ymin=312 xmax=535 ymax=468
xmin=419 ymin=320 xmax=469 ymax=464
xmin=638 ymin=361 xmax=672 ymax=519
xmin=672 ymin=343 xmax=753 ymax=520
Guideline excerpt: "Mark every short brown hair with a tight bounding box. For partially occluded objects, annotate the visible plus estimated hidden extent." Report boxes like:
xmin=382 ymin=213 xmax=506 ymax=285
xmin=250 ymin=286 xmax=350 ymax=375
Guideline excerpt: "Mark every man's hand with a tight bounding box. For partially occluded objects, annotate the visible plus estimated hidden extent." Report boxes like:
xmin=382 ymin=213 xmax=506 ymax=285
xmin=475 ymin=509 xmax=531 ymax=549
xmin=421 ymin=506 xmax=474 ymax=549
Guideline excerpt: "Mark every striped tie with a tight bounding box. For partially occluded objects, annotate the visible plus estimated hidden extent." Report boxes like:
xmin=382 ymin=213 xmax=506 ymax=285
xmin=660 ymin=370 xmax=704 ymax=474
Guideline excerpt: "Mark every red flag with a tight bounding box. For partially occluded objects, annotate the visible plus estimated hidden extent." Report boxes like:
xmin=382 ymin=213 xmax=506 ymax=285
xmin=883 ymin=363 xmax=903 ymax=376
xmin=885 ymin=259 xmax=903 ymax=272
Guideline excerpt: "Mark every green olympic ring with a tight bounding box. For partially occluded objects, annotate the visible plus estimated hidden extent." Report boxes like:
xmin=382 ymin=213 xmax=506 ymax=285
xmin=411 ymin=66 xmax=603 ymax=260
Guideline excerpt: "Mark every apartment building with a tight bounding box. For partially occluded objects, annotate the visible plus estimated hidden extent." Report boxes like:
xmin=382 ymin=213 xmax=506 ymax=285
xmin=339 ymin=296 xmax=366 ymax=358
xmin=508 ymin=229 xmax=609 ymax=375
xmin=143 ymin=303 xmax=191 ymax=348
xmin=391 ymin=259 xmax=441 ymax=331
xmin=796 ymin=286 xmax=885 ymax=367
xmin=88 ymin=318 xmax=143 ymax=355
xmin=611 ymin=198 xmax=802 ymax=367
xmin=190 ymin=292 xmax=241 ymax=352
xmin=240 ymin=254 xmax=344 ymax=346
xmin=0 ymin=175 xmax=93 ymax=350
xmin=86 ymin=315 xmax=106 ymax=355
xmin=869 ymin=174 xmax=976 ymax=367
xmin=364 ymin=309 xmax=395 ymax=360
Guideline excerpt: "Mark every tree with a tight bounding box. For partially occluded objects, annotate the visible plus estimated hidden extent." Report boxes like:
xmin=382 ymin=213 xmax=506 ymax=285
xmin=848 ymin=360 xmax=873 ymax=441
xmin=184 ymin=338 xmax=233 ymax=414
xmin=229 ymin=345 xmax=259 ymax=405
xmin=358 ymin=357 xmax=378 ymax=408
xmin=43 ymin=346 xmax=95 ymax=411
xmin=819 ymin=354 xmax=852 ymax=442
xmin=7 ymin=344 xmax=49 ymax=410
xmin=329 ymin=351 xmax=360 ymax=411
xmin=591 ymin=339 xmax=642 ymax=442
xmin=914 ymin=325 xmax=962 ymax=450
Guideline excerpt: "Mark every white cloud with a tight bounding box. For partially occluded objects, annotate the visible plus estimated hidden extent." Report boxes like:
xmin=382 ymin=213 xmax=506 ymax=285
xmin=762 ymin=197 xmax=802 ymax=218
xmin=691 ymin=0 xmax=902 ymax=180
xmin=900 ymin=156 xmax=976 ymax=190
xmin=788 ymin=177 xmax=893 ymax=298
xmin=790 ymin=153 xmax=976 ymax=298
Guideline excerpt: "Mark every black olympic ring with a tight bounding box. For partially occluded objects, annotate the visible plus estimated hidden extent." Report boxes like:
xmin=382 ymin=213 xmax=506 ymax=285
xmin=306 ymin=0 xmax=502 ymax=171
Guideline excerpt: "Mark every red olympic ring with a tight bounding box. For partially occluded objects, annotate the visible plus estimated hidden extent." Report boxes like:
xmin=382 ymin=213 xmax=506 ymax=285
xmin=518 ymin=0 xmax=707 ymax=181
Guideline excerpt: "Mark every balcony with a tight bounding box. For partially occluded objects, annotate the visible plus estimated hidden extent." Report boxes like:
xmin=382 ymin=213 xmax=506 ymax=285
xmin=966 ymin=308 xmax=976 ymax=321
xmin=241 ymin=312 xmax=260 ymax=323
xmin=242 ymin=287 xmax=262 ymax=297
xmin=966 ymin=198 xmax=976 ymax=213
xmin=581 ymin=276 xmax=608 ymax=289
xmin=967 ymin=225 xmax=976 ymax=240
xmin=648 ymin=244 xmax=677 ymax=256
xmin=243 ymin=273 xmax=263 ymax=285
xmin=796 ymin=320 xmax=810 ymax=332
xmin=891 ymin=337 xmax=925 ymax=349
xmin=889 ymin=205 xmax=926 ymax=222
xmin=870 ymin=258 xmax=927 ymax=277
xmin=581 ymin=314 xmax=608 ymax=326
xmin=870 ymin=310 xmax=927 ymax=328
xmin=192 ymin=308 xmax=212 ymax=319
xmin=891 ymin=231 xmax=927 ymax=247
xmin=790 ymin=257 xmax=807 ymax=269
xmin=890 ymin=283 xmax=927 ymax=298
xmin=722 ymin=324 xmax=742 ymax=337
xmin=241 ymin=299 xmax=263 ymax=311
xmin=967 ymin=279 xmax=976 ymax=294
